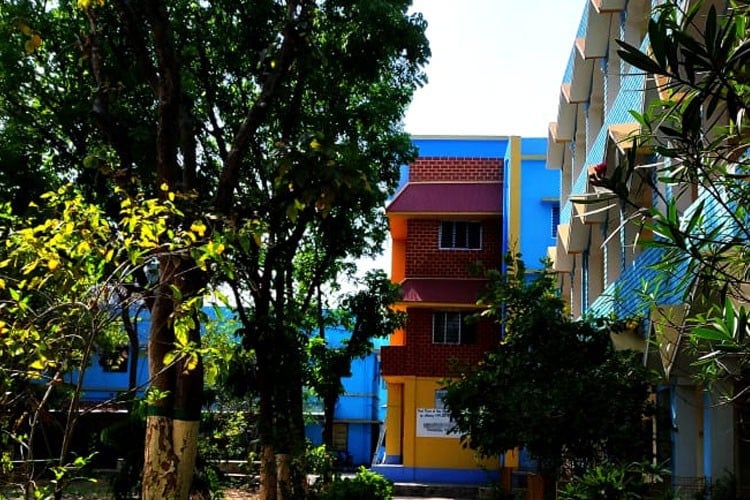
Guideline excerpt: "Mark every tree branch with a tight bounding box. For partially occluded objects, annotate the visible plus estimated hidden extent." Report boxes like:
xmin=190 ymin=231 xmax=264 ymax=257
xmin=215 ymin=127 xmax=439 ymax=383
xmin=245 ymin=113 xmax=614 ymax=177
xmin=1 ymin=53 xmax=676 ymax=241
xmin=215 ymin=0 xmax=314 ymax=214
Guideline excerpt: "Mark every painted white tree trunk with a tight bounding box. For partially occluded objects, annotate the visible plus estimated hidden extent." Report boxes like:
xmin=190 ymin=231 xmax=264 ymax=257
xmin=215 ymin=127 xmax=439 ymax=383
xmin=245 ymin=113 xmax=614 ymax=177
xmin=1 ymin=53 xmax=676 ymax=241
xmin=142 ymin=416 xmax=199 ymax=500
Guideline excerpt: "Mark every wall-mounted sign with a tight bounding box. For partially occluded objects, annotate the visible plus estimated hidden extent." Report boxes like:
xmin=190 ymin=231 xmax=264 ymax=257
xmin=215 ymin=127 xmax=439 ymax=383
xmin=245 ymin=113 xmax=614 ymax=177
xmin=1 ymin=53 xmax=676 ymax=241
xmin=416 ymin=408 xmax=459 ymax=438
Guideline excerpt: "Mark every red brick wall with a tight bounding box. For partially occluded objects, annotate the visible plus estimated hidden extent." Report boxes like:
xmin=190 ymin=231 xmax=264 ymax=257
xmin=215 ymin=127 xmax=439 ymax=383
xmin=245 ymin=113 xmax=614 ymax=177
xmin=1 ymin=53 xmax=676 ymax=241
xmin=405 ymin=219 xmax=501 ymax=278
xmin=409 ymin=157 xmax=503 ymax=183
xmin=381 ymin=155 xmax=505 ymax=379
xmin=380 ymin=308 xmax=497 ymax=378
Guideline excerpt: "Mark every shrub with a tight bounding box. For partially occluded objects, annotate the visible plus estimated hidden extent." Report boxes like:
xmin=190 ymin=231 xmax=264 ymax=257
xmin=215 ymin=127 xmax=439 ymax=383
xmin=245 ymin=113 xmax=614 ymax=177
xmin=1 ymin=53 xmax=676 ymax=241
xmin=315 ymin=466 xmax=392 ymax=500
xmin=559 ymin=461 xmax=672 ymax=500
xmin=306 ymin=444 xmax=336 ymax=478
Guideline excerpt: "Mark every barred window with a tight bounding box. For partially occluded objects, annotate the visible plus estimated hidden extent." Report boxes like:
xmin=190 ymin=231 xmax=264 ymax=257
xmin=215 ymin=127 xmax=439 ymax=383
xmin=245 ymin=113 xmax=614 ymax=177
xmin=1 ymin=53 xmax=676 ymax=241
xmin=439 ymin=221 xmax=482 ymax=249
xmin=432 ymin=312 xmax=476 ymax=345
xmin=551 ymin=205 xmax=560 ymax=239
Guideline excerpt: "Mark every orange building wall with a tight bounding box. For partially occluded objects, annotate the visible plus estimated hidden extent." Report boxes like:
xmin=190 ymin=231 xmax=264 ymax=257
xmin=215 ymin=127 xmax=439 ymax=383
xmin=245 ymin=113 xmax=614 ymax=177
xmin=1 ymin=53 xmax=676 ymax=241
xmin=391 ymin=238 xmax=406 ymax=283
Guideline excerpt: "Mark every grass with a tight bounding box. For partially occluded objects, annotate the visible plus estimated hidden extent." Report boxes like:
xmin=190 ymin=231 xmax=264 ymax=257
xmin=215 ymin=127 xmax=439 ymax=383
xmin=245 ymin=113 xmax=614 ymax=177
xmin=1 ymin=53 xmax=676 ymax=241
xmin=1 ymin=478 xmax=111 ymax=499
xmin=1 ymin=474 xmax=259 ymax=499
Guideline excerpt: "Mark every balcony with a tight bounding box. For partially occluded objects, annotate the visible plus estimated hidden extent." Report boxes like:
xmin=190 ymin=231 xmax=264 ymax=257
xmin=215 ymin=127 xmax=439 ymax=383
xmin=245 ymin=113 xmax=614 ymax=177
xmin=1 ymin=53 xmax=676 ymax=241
xmin=590 ymin=0 xmax=626 ymax=13
xmin=571 ymin=191 xmax=617 ymax=225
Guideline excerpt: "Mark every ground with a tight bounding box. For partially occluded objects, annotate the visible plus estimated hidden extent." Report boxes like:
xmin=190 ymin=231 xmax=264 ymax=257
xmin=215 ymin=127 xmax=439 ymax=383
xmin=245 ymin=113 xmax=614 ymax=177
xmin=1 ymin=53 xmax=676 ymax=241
xmin=0 ymin=481 xmax=261 ymax=499
xmin=222 ymin=486 xmax=261 ymax=499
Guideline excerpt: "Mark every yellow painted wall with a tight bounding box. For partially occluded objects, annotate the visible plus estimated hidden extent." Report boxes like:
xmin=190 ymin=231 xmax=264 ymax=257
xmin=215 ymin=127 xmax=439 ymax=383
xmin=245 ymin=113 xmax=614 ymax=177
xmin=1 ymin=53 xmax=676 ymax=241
xmin=400 ymin=377 xmax=499 ymax=470
xmin=385 ymin=381 xmax=403 ymax=458
xmin=507 ymin=136 xmax=522 ymax=252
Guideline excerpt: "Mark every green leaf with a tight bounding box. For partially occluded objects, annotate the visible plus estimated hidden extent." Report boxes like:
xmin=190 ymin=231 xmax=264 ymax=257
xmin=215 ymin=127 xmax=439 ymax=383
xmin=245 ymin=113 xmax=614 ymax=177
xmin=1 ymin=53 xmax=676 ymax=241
xmin=616 ymin=41 xmax=665 ymax=75
xmin=170 ymin=284 xmax=183 ymax=301
xmin=692 ymin=326 xmax=733 ymax=342
xmin=163 ymin=351 xmax=177 ymax=366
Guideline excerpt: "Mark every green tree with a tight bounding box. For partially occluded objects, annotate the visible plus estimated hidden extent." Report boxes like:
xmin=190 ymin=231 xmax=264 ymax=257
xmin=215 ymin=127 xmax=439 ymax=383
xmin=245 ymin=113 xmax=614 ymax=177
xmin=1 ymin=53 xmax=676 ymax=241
xmin=442 ymin=256 xmax=651 ymax=490
xmin=0 ymin=185 xmax=216 ymax=499
xmin=1 ymin=1 xmax=428 ymax=498
xmin=306 ymin=270 xmax=404 ymax=455
xmin=613 ymin=1 xmax=750 ymax=386
xmin=0 ymin=188 xmax=122 ymax=500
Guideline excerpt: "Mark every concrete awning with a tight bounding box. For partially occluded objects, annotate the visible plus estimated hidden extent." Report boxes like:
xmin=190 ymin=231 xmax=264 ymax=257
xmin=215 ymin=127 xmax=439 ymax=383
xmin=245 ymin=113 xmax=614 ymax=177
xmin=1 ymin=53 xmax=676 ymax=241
xmin=591 ymin=0 xmax=627 ymax=13
xmin=387 ymin=182 xmax=502 ymax=215
xmin=399 ymin=278 xmax=487 ymax=307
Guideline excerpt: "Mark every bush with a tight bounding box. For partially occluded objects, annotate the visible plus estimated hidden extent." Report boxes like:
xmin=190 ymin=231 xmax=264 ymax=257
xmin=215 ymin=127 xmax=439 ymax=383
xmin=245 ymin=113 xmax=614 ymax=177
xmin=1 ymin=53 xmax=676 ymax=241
xmin=314 ymin=466 xmax=392 ymax=500
xmin=559 ymin=461 xmax=672 ymax=500
xmin=306 ymin=444 xmax=336 ymax=479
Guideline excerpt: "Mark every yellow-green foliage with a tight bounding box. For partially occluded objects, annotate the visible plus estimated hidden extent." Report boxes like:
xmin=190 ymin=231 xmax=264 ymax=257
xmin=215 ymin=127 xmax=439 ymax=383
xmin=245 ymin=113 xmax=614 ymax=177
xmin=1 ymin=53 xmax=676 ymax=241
xmin=0 ymin=183 xmax=226 ymax=487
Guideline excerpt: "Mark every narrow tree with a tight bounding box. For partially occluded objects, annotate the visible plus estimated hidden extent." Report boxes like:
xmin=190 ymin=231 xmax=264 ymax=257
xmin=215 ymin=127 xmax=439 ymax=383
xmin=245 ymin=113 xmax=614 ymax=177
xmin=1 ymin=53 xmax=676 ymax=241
xmin=307 ymin=270 xmax=404 ymax=452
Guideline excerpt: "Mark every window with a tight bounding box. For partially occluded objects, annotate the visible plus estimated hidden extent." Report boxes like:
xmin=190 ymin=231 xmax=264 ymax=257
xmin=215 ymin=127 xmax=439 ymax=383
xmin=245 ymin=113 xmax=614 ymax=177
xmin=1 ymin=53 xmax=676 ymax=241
xmin=332 ymin=423 xmax=348 ymax=452
xmin=439 ymin=221 xmax=481 ymax=249
xmin=551 ymin=205 xmax=560 ymax=239
xmin=432 ymin=312 xmax=476 ymax=344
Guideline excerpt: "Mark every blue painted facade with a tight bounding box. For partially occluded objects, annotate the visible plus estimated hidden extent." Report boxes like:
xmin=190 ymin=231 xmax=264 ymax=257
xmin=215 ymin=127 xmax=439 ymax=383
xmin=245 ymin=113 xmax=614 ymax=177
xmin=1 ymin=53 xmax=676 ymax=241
xmin=73 ymin=308 xmax=385 ymax=466
xmin=65 ymin=306 xmax=151 ymax=402
xmin=69 ymin=306 xmax=236 ymax=402
xmin=304 ymin=325 xmax=387 ymax=467
xmin=549 ymin=0 xmax=743 ymax=493
xmin=503 ymin=137 xmax=559 ymax=271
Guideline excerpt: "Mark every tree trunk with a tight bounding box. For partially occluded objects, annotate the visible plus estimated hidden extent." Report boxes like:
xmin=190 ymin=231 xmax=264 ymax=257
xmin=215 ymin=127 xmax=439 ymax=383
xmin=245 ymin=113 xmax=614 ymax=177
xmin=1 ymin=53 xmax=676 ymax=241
xmin=275 ymin=453 xmax=292 ymax=500
xmin=256 ymin=328 xmax=308 ymax=500
xmin=322 ymin=391 xmax=338 ymax=450
xmin=141 ymin=257 xmax=203 ymax=500
xmin=142 ymin=416 xmax=200 ymax=500
xmin=260 ymin=444 xmax=278 ymax=500
xmin=257 ymin=334 xmax=278 ymax=500
xmin=277 ymin=345 xmax=308 ymax=498
xmin=120 ymin=303 xmax=141 ymax=395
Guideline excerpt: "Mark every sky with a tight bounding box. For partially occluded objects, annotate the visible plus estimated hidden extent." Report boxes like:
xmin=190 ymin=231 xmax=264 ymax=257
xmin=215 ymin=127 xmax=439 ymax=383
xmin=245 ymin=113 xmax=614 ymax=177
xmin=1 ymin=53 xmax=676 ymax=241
xmin=354 ymin=1 xmax=585 ymax=277
xmin=404 ymin=0 xmax=585 ymax=138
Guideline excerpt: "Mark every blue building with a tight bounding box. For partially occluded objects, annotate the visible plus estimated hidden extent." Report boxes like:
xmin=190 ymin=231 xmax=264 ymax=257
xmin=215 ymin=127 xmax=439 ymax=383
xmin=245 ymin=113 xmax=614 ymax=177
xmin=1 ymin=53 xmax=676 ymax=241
xmin=304 ymin=325 xmax=387 ymax=467
xmin=548 ymin=0 xmax=745 ymax=495
xmin=72 ymin=306 xmax=384 ymax=467
xmin=65 ymin=306 xmax=151 ymax=402
xmin=501 ymin=136 xmax=560 ymax=273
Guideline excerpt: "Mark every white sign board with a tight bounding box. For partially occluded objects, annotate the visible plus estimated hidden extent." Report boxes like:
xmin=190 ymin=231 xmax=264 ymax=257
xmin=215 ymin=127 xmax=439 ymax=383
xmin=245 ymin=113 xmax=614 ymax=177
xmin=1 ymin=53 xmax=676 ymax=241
xmin=416 ymin=408 xmax=459 ymax=438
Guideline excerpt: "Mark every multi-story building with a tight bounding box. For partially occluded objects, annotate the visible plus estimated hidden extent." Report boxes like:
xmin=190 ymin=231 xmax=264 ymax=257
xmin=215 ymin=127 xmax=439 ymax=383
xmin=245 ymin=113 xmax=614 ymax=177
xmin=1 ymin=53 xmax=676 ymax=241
xmin=374 ymin=136 xmax=559 ymax=484
xmin=548 ymin=0 xmax=743 ymax=494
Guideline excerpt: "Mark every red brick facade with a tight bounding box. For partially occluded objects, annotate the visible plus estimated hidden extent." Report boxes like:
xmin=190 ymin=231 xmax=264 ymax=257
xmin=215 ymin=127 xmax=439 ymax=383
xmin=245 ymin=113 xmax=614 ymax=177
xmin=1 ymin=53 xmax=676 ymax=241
xmin=409 ymin=157 xmax=503 ymax=183
xmin=405 ymin=219 xmax=501 ymax=278
xmin=380 ymin=309 xmax=496 ymax=377
xmin=381 ymin=154 xmax=504 ymax=379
